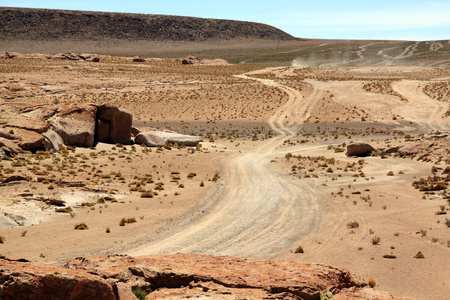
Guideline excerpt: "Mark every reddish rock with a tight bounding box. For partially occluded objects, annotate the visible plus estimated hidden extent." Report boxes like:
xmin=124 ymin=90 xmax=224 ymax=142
xmin=346 ymin=143 xmax=375 ymax=157
xmin=0 ymin=254 xmax=408 ymax=300
xmin=0 ymin=127 xmax=45 ymax=150
xmin=15 ymin=129 xmax=45 ymax=150
xmin=97 ymin=104 xmax=132 ymax=144
xmin=65 ymin=253 xmax=409 ymax=300
xmin=51 ymin=104 xmax=97 ymax=147
xmin=0 ymin=258 xmax=116 ymax=300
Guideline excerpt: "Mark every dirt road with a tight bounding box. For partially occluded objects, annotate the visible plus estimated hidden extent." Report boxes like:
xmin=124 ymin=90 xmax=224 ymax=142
xmin=123 ymin=66 xmax=449 ymax=259
xmin=125 ymin=68 xmax=324 ymax=258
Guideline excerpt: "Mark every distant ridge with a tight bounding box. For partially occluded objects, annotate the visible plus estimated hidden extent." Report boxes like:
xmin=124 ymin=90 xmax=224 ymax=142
xmin=0 ymin=7 xmax=296 ymax=42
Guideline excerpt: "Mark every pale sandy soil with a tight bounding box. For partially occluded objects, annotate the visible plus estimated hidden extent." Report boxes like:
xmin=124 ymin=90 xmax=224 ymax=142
xmin=0 ymin=57 xmax=449 ymax=299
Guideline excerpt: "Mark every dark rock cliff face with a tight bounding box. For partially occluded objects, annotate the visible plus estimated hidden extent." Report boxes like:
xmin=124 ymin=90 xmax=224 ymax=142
xmin=0 ymin=7 xmax=296 ymax=42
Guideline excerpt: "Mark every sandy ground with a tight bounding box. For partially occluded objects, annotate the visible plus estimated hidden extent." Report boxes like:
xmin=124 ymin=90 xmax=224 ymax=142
xmin=1 ymin=56 xmax=449 ymax=299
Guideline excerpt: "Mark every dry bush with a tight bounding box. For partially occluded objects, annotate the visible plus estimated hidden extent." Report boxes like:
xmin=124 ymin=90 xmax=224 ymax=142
xmin=74 ymin=223 xmax=88 ymax=230
xmin=368 ymin=278 xmax=377 ymax=288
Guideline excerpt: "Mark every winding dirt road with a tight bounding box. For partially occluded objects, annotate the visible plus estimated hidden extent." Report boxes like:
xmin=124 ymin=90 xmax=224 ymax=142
xmin=125 ymin=68 xmax=323 ymax=258
xmin=122 ymin=66 xmax=449 ymax=260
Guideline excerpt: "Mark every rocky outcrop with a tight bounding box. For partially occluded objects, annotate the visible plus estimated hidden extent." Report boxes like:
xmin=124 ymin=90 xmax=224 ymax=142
xmin=135 ymin=131 xmax=202 ymax=147
xmin=0 ymin=254 xmax=409 ymax=300
xmin=50 ymin=52 xmax=100 ymax=62
xmin=346 ymin=143 xmax=375 ymax=157
xmin=97 ymin=104 xmax=132 ymax=144
xmin=0 ymin=257 xmax=115 ymax=300
xmin=0 ymin=102 xmax=133 ymax=154
xmin=50 ymin=104 xmax=98 ymax=147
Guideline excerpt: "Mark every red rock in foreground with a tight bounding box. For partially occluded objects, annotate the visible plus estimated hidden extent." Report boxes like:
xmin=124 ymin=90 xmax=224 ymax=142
xmin=0 ymin=253 xmax=410 ymax=299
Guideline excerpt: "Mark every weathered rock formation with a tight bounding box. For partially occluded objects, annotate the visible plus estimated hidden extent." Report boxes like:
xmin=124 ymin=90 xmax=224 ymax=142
xmin=0 ymin=102 xmax=132 ymax=154
xmin=97 ymin=104 xmax=133 ymax=144
xmin=135 ymin=131 xmax=203 ymax=147
xmin=346 ymin=143 xmax=375 ymax=157
xmin=50 ymin=104 xmax=98 ymax=147
xmin=0 ymin=254 xmax=409 ymax=300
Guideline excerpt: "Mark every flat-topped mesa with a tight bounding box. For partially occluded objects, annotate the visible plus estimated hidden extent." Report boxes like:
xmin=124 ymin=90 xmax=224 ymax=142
xmin=0 ymin=253 xmax=410 ymax=300
xmin=0 ymin=7 xmax=296 ymax=43
xmin=0 ymin=103 xmax=133 ymax=154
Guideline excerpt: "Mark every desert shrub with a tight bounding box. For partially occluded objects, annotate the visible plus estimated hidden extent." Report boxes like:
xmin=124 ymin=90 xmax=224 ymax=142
xmin=294 ymin=245 xmax=304 ymax=253
xmin=414 ymin=251 xmax=425 ymax=259
xmin=371 ymin=236 xmax=381 ymax=245
xmin=0 ymin=236 xmax=5 ymax=243
xmin=347 ymin=221 xmax=359 ymax=229
xmin=200 ymin=181 xmax=204 ymax=187
xmin=140 ymin=191 xmax=154 ymax=198
xmin=132 ymin=288 xmax=146 ymax=300
xmin=368 ymin=278 xmax=377 ymax=288
xmin=387 ymin=171 xmax=394 ymax=176
xmin=120 ymin=217 xmax=137 ymax=226
xmin=74 ymin=223 xmax=88 ymax=230
xmin=106 ymin=227 xmax=110 ymax=233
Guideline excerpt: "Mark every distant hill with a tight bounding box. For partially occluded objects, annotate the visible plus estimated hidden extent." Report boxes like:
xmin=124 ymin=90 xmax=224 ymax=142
xmin=0 ymin=7 xmax=296 ymax=42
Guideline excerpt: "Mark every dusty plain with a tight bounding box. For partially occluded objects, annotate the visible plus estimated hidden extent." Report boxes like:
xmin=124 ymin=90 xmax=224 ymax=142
xmin=1 ymin=41 xmax=450 ymax=300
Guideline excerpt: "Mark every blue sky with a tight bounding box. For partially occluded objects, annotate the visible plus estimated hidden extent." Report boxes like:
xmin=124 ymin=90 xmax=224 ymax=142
xmin=2 ymin=0 xmax=450 ymax=40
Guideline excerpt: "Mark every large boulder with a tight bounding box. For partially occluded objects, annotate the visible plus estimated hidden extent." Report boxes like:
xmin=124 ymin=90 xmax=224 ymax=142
xmin=135 ymin=131 xmax=202 ymax=147
xmin=50 ymin=104 xmax=97 ymax=147
xmin=97 ymin=104 xmax=132 ymax=144
xmin=135 ymin=132 xmax=166 ymax=147
xmin=346 ymin=143 xmax=375 ymax=157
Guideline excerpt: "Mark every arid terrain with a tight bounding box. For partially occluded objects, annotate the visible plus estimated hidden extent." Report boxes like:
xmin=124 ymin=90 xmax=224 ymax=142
xmin=1 ymin=9 xmax=450 ymax=298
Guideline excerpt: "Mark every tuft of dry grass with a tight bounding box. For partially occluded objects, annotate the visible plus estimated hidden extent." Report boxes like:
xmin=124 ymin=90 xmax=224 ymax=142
xmin=368 ymin=278 xmax=377 ymax=288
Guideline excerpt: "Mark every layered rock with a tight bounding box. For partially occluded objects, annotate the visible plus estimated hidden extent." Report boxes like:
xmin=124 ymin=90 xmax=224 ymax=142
xmin=0 ymin=254 xmax=409 ymax=300
xmin=135 ymin=131 xmax=202 ymax=147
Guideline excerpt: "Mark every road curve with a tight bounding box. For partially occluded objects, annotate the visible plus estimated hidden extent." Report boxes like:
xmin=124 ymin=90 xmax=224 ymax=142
xmin=123 ymin=68 xmax=322 ymax=259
